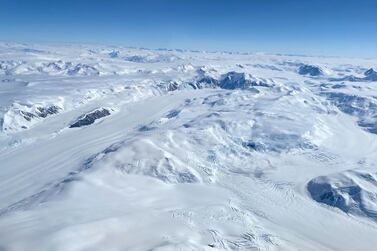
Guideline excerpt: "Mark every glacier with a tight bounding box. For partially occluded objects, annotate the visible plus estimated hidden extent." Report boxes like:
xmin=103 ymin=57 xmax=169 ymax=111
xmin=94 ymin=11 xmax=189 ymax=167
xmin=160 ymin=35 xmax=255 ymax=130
xmin=0 ymin=42 xmax=377 ymax=251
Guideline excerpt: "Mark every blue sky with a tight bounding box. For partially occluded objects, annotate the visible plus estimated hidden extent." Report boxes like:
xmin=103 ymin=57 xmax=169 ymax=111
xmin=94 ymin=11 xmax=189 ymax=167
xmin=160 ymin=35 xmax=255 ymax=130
xmin=0 ymin=0 xmax=376 ymax=57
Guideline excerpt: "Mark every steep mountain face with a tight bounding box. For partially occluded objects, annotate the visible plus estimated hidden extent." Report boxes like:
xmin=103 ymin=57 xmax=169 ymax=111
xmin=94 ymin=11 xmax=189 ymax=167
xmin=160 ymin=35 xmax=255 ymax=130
xmin=298 ymin=64 xmax=326 ymax=76
xmin=364 ymin=68 xmax=377 ymax=81
xmin=308 ymin=170 xmax=377 ymax=221
xmin=0 ymin=42 xmax=377 ymax=251
xmin=69 ymin=108 xmax=111 ymax=128
xmin=328 ymin=67 xmax=377 ymax=82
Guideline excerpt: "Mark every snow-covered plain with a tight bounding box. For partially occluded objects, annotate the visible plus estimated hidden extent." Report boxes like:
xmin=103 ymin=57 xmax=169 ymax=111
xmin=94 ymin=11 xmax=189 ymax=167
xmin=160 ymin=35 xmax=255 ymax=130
xmin=0 ymin=42 xmax=377 ymax=251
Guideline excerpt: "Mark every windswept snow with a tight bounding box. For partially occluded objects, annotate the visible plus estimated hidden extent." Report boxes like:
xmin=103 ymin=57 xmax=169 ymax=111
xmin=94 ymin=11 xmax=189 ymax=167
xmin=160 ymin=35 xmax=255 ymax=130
xmin=0 ymin=42 xmax=377 ymax=251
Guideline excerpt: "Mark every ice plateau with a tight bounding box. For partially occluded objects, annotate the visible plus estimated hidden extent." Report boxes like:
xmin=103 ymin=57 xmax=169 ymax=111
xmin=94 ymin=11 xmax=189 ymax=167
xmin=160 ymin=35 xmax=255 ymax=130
xmin=0 ymin=42 xmax=377 ymax=251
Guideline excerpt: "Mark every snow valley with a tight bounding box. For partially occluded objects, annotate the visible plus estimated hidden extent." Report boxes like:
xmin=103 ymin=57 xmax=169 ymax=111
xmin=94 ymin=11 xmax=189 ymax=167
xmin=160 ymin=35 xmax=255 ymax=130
xmin=1 ymin=42 xmax=377 ymax=251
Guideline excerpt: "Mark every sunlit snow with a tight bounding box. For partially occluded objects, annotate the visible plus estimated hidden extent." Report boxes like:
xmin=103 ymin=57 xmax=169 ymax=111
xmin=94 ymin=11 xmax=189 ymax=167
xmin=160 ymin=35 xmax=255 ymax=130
xmin=0 ymin=42 xmax=377 ymax=251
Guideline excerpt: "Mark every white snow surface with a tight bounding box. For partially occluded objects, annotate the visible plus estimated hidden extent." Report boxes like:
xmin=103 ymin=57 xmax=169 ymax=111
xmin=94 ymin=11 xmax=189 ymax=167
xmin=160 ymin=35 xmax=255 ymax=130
xmin=1 ymin=42 xmax=377 ymax=251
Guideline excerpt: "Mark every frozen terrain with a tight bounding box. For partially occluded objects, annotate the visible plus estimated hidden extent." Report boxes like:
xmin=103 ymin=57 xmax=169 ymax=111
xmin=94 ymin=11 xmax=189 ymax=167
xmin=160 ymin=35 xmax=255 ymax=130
xmin=0 ymin=42 xmax=377 ymax=251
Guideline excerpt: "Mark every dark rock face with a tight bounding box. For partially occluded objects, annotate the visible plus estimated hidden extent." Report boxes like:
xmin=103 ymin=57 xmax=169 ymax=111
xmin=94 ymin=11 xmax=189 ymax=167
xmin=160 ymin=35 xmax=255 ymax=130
xmin=167 ymin=81 xmax=179 ymax=91
xmin=242 ymin=141 xmax=265 ymax=151
xmin=298 ymin=65 xmax=324 ymax=76
xmin=322 ymin=92 xmax=377 ymax=134
xmin=19 ymin=105 xmax=60 ymax=122
xmin=322 ymin=92 xmax=375 ymax=116
xmin=364 ymin=68 xmax=377 ymax=81
xmin=166 ymin=109 xmax=181 ymax=119
xmin=196 ymin=76 xmax=219 ymax=89
xmin=308 ymin=181 xmax=347 ymax=209
xmin=329 ymin=68 xmax=377 ymax=82
xmin=307 ymin=171 xmax=377 ymax=221
xmin=67 ymin=63 xmax=99 ymax=76
xmin=108 ymin=50 xmax=120 ymax=58
xmin=218 ymin=72 xmax=271 ymax=90
xmin=157 ymin=81 xmax=179 ymax=92
xmin=36 ymin=106 xmax=60 ymax=118
xmin=69 ymin=108 xmax=110 ymax=128
xmin=219 ymin=72 xmax=250 ymax=89
xmin=358 ymin=120 xmax=377 ymax=134
xmin=0 ymin=60 xmax=23 ymax=75
xmin=124 ymin=55 xmax=146 ymax=63
xmin=160 ymin=71 xmax=271 ymax=92
xmin=187 ymin=76 xmax=219 ymax=90
xmin=364 ymin=68 xmax=377 ymax=77
xmin=20 ymin=111 xmax=36 ymax=121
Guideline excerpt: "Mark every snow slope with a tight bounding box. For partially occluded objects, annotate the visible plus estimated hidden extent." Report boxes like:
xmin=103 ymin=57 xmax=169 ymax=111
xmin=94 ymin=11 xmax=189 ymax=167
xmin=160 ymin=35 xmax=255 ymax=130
xmin=0 ymin=42 xmax=377 ymax=251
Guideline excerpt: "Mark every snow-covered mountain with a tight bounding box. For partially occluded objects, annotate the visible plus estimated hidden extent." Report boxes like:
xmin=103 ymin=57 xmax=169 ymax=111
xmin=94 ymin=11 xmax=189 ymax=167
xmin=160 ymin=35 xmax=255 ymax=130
xmin=0 ymin=42 xmax=377 ymax=251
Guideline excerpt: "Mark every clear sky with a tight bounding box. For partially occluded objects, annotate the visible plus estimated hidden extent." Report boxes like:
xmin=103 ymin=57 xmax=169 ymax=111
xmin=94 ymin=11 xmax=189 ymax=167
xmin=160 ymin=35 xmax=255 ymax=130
xmin=0 ymin=0 xmax=376 ymax=57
